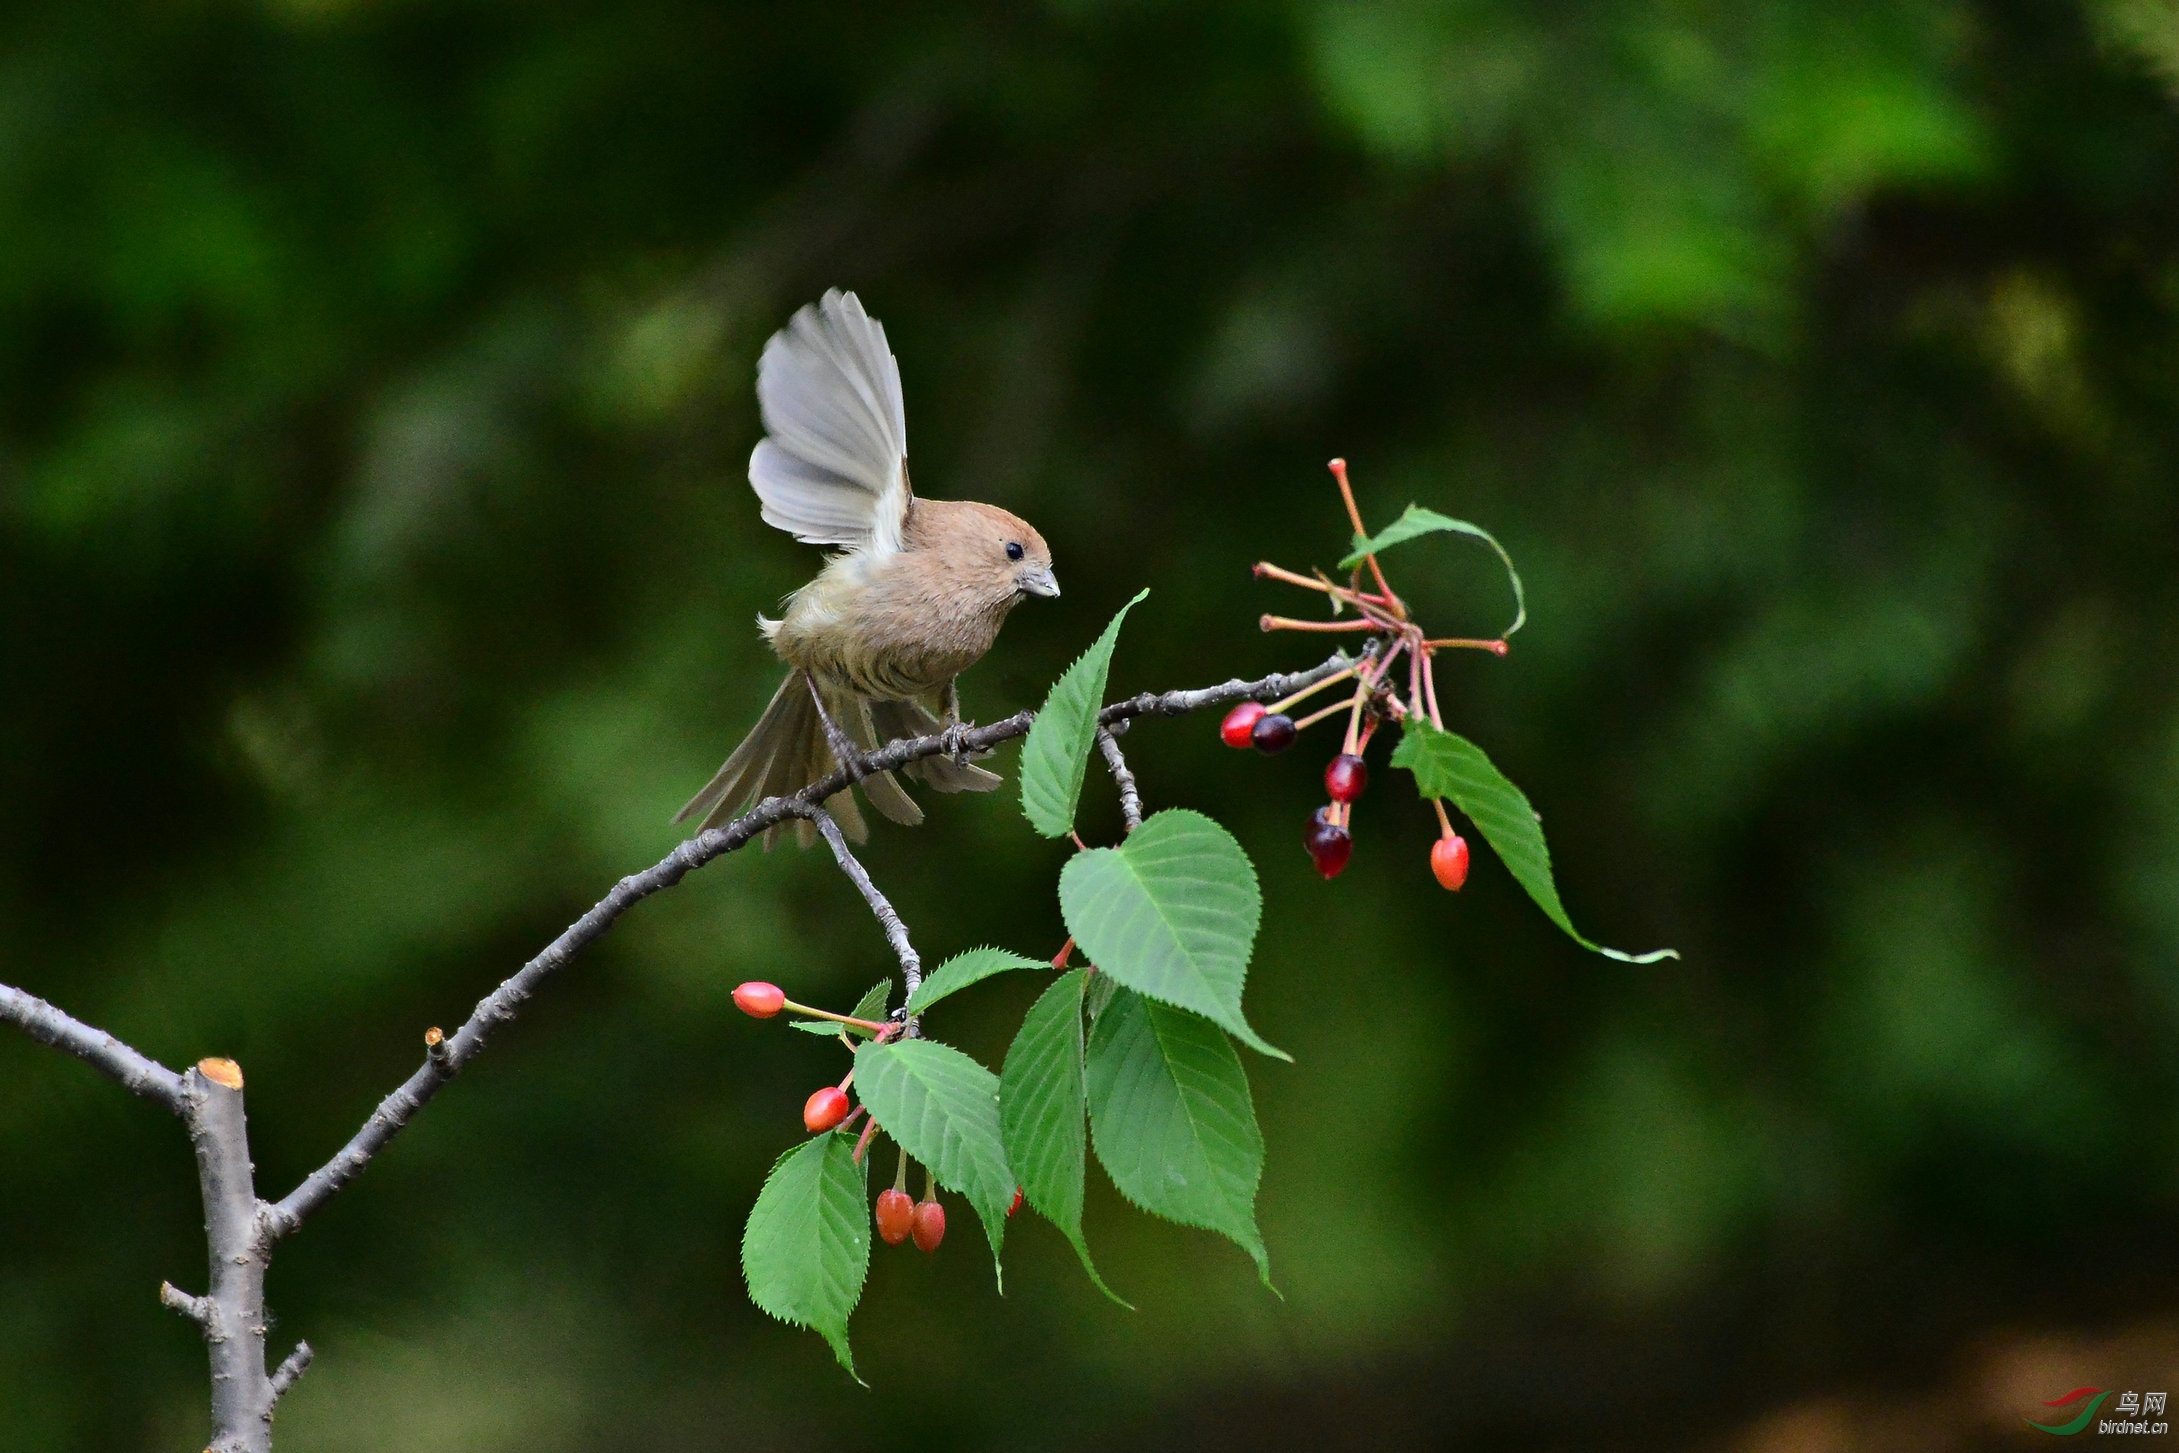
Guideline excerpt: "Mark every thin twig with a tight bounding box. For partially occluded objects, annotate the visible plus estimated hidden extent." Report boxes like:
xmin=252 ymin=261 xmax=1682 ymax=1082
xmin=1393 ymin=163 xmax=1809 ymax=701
xmin=1094 ymin=727 xmax=1143 ymax=832
xmin=269 ymin=1342 xmax=314 ymax=1401
xmin=0 ymin=984 xmax=188 ymax=1115
xmin=805 ymin=806 xmax=923 ymax=999
xmin=159 ymin=1281 xmax=210 ymax=1326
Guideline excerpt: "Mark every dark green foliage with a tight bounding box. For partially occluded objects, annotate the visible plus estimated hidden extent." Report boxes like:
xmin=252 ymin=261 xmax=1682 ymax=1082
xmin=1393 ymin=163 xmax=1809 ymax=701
xmin=7 ymin=0 xmax=2179 ymax=1441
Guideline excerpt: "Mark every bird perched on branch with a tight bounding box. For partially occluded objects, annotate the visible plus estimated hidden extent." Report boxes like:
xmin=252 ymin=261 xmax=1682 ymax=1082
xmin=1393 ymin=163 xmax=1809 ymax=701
xmin=676 ymin=289 xmax=1060 ymax=846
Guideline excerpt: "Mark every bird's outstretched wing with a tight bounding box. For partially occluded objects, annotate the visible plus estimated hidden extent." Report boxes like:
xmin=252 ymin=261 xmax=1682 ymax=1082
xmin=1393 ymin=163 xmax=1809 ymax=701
xmin=748 ymin=289 xmax=911 ymax=556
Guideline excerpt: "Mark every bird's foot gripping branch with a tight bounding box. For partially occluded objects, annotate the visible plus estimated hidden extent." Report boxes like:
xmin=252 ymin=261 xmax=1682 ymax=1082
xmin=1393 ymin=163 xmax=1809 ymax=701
xmin=728 ymin=460 xmax=1674 ymax=1376
xmin=0 ymin=459 xmax=1673 ymax=1439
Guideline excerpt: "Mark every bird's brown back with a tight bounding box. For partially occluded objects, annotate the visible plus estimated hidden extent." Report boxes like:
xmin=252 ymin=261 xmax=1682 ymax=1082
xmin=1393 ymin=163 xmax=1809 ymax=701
xmin=770 ymin=498 xmax=1052 ymax=702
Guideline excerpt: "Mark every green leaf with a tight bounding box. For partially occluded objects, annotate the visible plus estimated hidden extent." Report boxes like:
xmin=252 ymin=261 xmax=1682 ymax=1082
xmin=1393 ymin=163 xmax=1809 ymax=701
xmin=1059 ymin=808 xmax=1288 ymax=1060
xmin=849 ymin=979 xmax=892 ymax=1025
xmin=853 ymin=1038 xmax=1015 ymax=1285
xmin=740 ymin=1132 xmax=870 ymax=1379
xmin=1085 ymin=987 xmax=1271 ymax=1288
xmin=999 ymin=969 xmax=1128 ymax=1306
xmin=907 ymin=947 xmax=1047 ymax=1015
xmin=1338 ymin=504 xmax=1526 ymax=638
xmin=1019 ymin=588 xmax=1149 ymax=838
xmin=1391 ymin=719 xmax=1677 ymax=963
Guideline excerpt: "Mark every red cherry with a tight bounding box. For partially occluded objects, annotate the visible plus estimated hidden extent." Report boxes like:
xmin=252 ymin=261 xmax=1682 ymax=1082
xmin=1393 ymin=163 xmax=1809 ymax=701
xmin=803 ymin=1086 xmax=851 ymax=1134
xmin=1304 ymin=806 xmax=1352 ymax=879
xmin=733 ymin=981 xmax=785 ymax=1018
xmin=1324 ymin=754 xmax=1368 ymax=803
xmin=1007 ymin=1186 xmax=1024 ymax=1218
xmin=912 ymin=1198 xmax=946 ymax=1253
xmin=1252 ymin=712 xmax=1297 ymax=754
xmin=1431 ymin=834 xmax=1470 ymax=891
xmin=875 ymin=1188 xmax=915 ymax=1246
xmin=1220 ymin=701 xmax=1267 ymax=749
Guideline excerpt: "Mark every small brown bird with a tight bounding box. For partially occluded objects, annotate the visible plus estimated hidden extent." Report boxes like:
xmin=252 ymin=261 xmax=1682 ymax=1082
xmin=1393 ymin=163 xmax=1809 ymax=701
xmin=675 ymin=289 xmax=1060 ymax=845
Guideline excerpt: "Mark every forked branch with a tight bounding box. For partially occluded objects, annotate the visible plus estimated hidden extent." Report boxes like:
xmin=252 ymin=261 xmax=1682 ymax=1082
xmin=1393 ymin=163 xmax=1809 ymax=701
xmin=0 ymin=648 xmax=1352 ymax=1450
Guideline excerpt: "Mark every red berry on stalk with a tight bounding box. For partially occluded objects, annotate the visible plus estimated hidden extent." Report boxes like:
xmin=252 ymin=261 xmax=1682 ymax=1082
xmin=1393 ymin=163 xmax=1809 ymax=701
xmin=912 ymin=1199 xmax=947 ymax=1253
xmin=1431 ymin=834 xmax=1470 ymax=891
xmin=1304 ymin=806 xmax=1353 ymax=879
xmin=1007 ymin=1186 xmax=1024 ymax=1218
xmin=1252 ymin=712 xmax=1297 ymax=754
xmin=875 ymin=1188 xmax=915 ymax=1245
xmin=1220 ymin=701 xmax=1266 ymax=749
xmin=732 ymin=981 xmax=785 ymax=1018
xmin=1324 ymin=754 xmax=1368 ymax=803
xmin=803 ymin=1086 xmax=851 ymax=1134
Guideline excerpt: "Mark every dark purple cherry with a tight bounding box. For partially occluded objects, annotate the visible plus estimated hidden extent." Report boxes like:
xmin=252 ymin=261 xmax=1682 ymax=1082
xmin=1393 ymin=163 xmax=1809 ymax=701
xmin=1252 ymin=713 xmax=1297 ymax=755
xmin=1325 ymin=754 xmax=1368 ymax=803
xmin=1304 ymin=806 xmax=1353 ymax=879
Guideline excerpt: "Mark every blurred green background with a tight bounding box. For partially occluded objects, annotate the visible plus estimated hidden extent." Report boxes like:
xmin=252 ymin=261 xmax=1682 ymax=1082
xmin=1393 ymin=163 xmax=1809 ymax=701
xmin=6 ymin=0 xmax=2179 ymax=1447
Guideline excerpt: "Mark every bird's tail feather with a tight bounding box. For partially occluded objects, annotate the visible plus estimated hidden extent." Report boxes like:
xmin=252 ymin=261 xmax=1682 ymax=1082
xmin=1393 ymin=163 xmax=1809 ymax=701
xmin=867 ymin=698 xmax=1003 ymax=793
xmin=674 ymin=673 xmax=935 ymax=848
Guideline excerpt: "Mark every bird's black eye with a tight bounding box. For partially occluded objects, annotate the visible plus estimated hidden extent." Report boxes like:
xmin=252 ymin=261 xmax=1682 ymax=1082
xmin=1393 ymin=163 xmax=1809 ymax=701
xmin=1005 ymin=541 xmax=1025 ymax=562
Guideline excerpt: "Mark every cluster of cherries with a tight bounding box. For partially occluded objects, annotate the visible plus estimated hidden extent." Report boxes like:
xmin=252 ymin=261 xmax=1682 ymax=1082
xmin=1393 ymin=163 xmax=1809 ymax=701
xmin=1220 ymin=698 xmax=1470 ymax=889
xmin=734 ymin=978 xmax=1026 ymax=1254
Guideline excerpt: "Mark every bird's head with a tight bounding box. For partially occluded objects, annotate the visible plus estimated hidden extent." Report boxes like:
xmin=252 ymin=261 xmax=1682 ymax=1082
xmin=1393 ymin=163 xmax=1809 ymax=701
xmin=912 ymin=499 xmax=1059 ymax=607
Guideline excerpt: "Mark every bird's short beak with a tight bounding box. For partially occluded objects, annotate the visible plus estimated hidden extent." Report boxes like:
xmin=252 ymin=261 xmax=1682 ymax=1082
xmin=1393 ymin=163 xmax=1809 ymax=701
xmin=1020 ymin=566 xmax=1061 ymax=599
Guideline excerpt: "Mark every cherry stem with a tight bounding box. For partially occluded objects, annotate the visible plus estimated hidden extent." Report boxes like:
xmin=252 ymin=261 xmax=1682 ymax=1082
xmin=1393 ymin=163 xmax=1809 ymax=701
xmin=1422 ymin=650 xmax=1444 ymax=730
xmin=836 ymin=1067 xmax=855 ymax=1093
xmin=1372 ymin=636 xmax=1408 ymax=694
xmin=1260 ymin=614 xmax=1376 ymax=633
xmin=1268 ymin=663 xmax=1361 ymax=714
xmin=1252 ymin=561 xmax=1345 ymax=595
xmin=852 ymin=1115 xmax=878 ymax=1164
xmin=1432 ymin=798 xmax=1455 ymax=838
xmin=893 ymin=1145 xmax=909 ymax=1192
xmin=1329 ymin=459 xmax=1403 ymax=618
xmin=780 ymin=999 xmax=892 ymax=1034
xmin=923 ymin=1164 xmax=936 ymax=1202
xmin=1293 ymin=693 xmax=1362 ymax=731
xmin=1425 ymin=638 xmax=1510 ymax=655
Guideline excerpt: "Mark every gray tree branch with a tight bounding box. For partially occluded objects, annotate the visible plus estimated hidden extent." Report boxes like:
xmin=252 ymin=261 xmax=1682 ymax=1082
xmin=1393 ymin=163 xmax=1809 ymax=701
xmin=804 ymin=805 xmax=923 ymax=1000
xmin=269 ymin=1342 xmax=315 ymax=1401
xmin=0 ymin=983 xmax=188 ymax=1114
xmin=270 ymin=647 xmax=1352 ymax=1234
xmin=1094 ymin=725 xmax=1143 ymax=832
xmin=183 ymin=1059 xmax=281 ymax=1453
xmin=0 ymin=647 xmax=1354 ymax=1449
